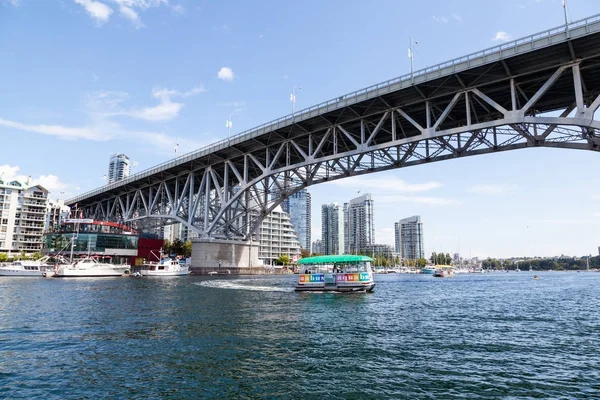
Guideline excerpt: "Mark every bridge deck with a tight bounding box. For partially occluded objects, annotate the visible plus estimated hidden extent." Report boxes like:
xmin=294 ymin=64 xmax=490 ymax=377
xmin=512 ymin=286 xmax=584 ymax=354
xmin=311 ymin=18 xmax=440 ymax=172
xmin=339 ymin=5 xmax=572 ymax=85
xmin=69 ymin=14 xmax=600 ymax=206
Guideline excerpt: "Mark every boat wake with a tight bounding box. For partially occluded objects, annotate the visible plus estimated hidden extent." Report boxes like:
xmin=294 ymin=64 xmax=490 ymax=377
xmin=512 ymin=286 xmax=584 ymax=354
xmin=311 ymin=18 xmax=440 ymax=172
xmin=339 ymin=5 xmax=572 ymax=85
xmin=194 ymin=279 xmax=294 ymax=292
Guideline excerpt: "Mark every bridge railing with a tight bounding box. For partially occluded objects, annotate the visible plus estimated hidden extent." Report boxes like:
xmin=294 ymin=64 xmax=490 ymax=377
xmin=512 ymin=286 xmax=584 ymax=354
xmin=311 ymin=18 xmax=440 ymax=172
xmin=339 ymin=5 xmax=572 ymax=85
xmin=69 ymin=13 xmax=600 ymax=204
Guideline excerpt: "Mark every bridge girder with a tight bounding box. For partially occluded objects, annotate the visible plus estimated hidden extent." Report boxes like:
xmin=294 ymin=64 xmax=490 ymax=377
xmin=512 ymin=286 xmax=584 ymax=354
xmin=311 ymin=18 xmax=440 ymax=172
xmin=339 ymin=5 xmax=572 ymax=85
xmin=79 ymin=60 xmax=600 ymax=239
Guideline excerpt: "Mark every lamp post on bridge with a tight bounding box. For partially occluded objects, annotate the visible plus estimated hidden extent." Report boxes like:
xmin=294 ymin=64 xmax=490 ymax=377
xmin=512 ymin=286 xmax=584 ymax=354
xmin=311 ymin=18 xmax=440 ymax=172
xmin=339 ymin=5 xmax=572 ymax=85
xmin=291 ymin=85 xmax=302 ymax=114
xmin=226 ymin=112 xmax=238 ymax=143
xmin=562 ymin=0 xmax=570 ymax=37
xmin=408 ymin=38 xmax=418 ymax=83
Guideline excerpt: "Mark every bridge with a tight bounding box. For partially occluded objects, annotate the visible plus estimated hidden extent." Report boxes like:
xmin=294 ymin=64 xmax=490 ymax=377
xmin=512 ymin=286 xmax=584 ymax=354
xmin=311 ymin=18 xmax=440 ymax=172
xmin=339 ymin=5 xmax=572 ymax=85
xmin=68 ymin=14 xmax=600 ymax=268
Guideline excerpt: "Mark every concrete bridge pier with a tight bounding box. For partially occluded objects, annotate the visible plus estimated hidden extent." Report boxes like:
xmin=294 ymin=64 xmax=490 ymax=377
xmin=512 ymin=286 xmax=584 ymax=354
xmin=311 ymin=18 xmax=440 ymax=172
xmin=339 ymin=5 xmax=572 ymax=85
xmin=191 ymin=238 xmax=260 ymax=270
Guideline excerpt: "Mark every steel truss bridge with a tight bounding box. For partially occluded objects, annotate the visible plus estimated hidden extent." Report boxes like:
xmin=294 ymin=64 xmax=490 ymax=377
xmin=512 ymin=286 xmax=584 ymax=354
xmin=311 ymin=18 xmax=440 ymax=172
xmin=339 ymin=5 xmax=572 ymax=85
xmin=69 ymin=15 xmax=600 ymax=241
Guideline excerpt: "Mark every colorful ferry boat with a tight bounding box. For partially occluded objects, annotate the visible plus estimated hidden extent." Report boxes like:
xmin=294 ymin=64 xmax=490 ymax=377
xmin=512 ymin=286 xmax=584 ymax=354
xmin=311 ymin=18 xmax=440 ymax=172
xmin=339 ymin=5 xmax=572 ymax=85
xmin=295 ymin=255 xmax=375 ymax=292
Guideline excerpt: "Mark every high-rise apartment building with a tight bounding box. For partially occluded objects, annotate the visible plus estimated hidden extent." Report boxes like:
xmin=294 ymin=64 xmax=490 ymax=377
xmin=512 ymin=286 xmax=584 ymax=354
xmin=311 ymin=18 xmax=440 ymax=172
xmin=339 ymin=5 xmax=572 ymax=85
xmin=311 ymin=239 xmax=322 ymax=255
xmin=344 ymin=193 xmax=375 ymax=254
xmin=259 ymin=205 xmax=301 ymax=265
xmin=108 ymin=153 xmax=131 ymax=184
xmin=394 ymin=215 xmax=424 ymax=260
xmin=280 ymin=189 xmax=311 ymax=251
xmin=321 ymin=203 xmax=344 ymax=255
xmin=0 ymin=179 xmax=49 ymax=256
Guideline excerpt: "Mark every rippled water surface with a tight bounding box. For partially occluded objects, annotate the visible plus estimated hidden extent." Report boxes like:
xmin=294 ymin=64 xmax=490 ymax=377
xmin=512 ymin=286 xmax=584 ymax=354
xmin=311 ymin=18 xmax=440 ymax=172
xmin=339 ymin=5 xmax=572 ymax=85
xmin=1 ymin=272 xmax=600 ymax=399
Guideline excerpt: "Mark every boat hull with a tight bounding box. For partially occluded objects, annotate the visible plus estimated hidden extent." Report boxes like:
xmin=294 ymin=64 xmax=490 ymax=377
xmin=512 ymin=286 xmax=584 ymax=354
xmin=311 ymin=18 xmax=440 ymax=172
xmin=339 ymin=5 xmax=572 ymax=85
xmin=295 ymin=283 xmax=375 ymax=293
xmin=139 ymin=269 xmax=189 ymax=277
xmin=0 ymin=269 xmax=42 ymax=277
xmin=54 ymin=269 xmax=125 ymax=277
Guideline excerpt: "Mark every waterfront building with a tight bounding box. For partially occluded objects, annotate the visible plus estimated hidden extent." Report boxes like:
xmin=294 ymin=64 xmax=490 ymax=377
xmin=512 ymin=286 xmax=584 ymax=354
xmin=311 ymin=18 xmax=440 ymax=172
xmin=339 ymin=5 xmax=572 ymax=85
xmin=0 ymin=178 xmax=49 ymax=257
xmin=344 ymin=193 xmax=375 ymax=254
xmin=259 ymin=205 xmax=301 ymax=265
xmin=107 ymin=153 xmax=131 ymax=184
xmin=280 ymin=189 xmax=311 ymax=251
xmin=321 ymin=203 xmax=344 ymax=255
xmin=394 ymin=215 xmax=424 ymax=260
xmin=363 ymin=244 xmax=397 ymax=262
xmin=42 ymin=220 xmax=138 ymax=264
xmin=312 ymin=239 xmax=322 ymax=255
xmin=46 ymin=199 xmax=70 ymax=233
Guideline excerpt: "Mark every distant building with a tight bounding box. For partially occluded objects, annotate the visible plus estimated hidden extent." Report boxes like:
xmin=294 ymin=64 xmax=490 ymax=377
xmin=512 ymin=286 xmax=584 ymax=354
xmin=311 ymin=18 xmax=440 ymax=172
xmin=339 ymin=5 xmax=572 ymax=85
xmin=312 ymin=239 xmax=322 ymax=255
xmin=46 ymin=199 xmax=70 ymax=232
xmin=280 ymin=189 xmax=311 ymax=251
xmin=321 ymin=203 xmax=344 ymax=255
xmin=259 ymin=205 xmax=301 ymax=265
xmin=0 ymin=178 xmax=49 ymax=257
xmin=394 ymin=215 xmax=424 ymax=260
xmin=344 ymin=193 xmax=375 ymax=254
xmin=363 ymin=244 xmax=397 ymax=261
xmin=107 ymin=153 xmax=131 ymax=184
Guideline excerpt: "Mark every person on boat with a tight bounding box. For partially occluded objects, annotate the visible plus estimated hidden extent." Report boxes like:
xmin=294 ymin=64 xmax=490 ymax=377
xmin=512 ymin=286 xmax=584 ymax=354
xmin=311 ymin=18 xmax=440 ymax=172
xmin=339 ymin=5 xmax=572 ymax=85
xmin=304 ymin=269 xmax=309 ymax=274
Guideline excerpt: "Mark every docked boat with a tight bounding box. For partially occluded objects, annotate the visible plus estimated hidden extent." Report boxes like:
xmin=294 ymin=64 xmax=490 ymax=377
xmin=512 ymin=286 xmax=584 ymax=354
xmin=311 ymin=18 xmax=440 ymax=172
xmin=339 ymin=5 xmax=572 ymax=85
xmin=0 ymin=257 xmax=51 ymax=277
xmin=139 ymin=258 xmax=189 ymax=276
xmin=422 ymin=266 xmax=436 ymax=274
xmin=54 ymin=257 xmax=130 ymax=278
xmin=295 ymin=255 xmax=375 ymax=293
xmin=433 ymin=266 xmax=455 ymax=278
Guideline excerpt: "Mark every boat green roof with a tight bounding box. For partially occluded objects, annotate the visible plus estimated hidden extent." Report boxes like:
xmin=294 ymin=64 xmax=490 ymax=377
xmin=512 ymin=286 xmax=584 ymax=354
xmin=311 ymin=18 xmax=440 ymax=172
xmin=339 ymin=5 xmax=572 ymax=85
xmin=298 ymin=255 xmax=374 ymax=265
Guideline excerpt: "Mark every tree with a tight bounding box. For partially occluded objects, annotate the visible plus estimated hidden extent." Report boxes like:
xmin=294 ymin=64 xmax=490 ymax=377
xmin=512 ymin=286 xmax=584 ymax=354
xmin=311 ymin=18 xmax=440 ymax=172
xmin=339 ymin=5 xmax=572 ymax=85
xmin=170 ymin=239 xmax=185 ymax=256
xmin=276 ymin=254 xmax=291 ymax=265
xmin=0 ymin=253 xmax=8 ymax=262
xmin=30 ymin=252 xmax=44 ymax=260
xmin=183 ymin=241 xmax=192 ymax=258
xmin=300 ymin=249 xmax=311 ymax=258
xmin=430 ymin=252 xmax=437 ymax=264
xmin=416 ymin=258 xmax=427 ymax=268
xmin=163 ymin=239 xmax=172 ymax=254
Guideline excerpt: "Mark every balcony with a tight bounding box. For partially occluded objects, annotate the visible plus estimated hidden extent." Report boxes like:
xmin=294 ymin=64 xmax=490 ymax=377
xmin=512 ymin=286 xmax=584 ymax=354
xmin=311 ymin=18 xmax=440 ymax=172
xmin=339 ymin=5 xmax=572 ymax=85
xmin=23 ymin=193 xmax=47 ymax=200
xmin=21 ymin=208 xmax=46 ymax=215
xmin=21 ymin=216 xmax=45 ymax=221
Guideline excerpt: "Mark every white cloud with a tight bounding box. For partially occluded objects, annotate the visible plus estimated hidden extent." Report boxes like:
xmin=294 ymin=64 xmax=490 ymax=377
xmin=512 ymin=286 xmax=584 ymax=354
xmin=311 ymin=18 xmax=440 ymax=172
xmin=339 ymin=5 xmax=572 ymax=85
xmin=593 ymin=212 xmax=600 ymax=217
xmin=73 ymin=0 xmax=170 ymax=27
xmin=172 ymin=4 xmax=185 ymax=14
xmin=432 ymin=15 xmax=448 ymax=23
xmin=452 ymin=13 xmax=462 ymax=24
xmin=1 ymin=0 xmax=20 ymax=6
xmin=592 ymin=194 xmax=600 ymax=200
xmin=127 ymin=85 xmax=205 ymax=121
xmin=0 ymin=85 xmax=210 ymax=155
xmin=118 ymin=5 xmax=143 ymax=28
xmin=377 ymin=194 xmax=461 ymax=206
xmin=0 ymin=165 xmax=72 ymax=198
xmin=467 ymin=184 xmax=518 ymax=195
xmin=526 ymin=219 xmax=593 ymax=224
xmin=217 ymin=67 xmax=236 ymax=82
xmin=331 ymin=176 xmax=442 ymax=193
xmin=0 ymin=117 xmax=106 ymax=141
xmin=493 ymin=31 xmax=512 ymax=42
xmin=74 ymin=0 xmax=113 ymax=24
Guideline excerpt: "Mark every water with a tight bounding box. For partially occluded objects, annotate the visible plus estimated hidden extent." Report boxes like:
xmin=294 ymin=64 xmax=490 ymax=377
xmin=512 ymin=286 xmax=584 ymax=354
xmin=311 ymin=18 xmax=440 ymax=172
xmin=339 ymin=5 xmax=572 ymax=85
xmin=1 ymin=272 xmax=599 ymax=399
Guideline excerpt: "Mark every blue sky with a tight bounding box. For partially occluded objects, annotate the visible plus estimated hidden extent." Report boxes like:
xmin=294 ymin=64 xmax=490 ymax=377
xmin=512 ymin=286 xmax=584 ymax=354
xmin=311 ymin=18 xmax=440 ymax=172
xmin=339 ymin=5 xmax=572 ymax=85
xmin=1 ymin=0 xmax=599 ymax=258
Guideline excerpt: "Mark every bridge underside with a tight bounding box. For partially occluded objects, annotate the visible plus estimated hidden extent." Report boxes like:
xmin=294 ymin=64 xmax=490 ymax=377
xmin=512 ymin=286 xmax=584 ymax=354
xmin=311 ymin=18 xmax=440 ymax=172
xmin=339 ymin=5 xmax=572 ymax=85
xmin=74 ymin=26 xmax=600 ymax=242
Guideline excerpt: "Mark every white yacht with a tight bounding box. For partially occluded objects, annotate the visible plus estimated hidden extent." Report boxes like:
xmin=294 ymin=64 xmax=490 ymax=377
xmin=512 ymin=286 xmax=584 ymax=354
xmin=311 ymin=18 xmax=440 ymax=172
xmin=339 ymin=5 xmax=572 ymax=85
xmin=0 ymin=258 xmax=51 ymax=277
xmin=54 ymin=257 xmax=130 ymax=278
xmin=139 ymin=258 xmax=189 ymax=277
